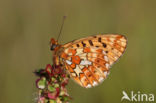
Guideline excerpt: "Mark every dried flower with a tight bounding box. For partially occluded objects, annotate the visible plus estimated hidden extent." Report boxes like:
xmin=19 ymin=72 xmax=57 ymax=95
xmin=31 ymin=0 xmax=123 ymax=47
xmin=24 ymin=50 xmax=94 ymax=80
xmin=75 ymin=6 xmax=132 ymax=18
xmin=34 ymin=64 xmax=71 ymax=103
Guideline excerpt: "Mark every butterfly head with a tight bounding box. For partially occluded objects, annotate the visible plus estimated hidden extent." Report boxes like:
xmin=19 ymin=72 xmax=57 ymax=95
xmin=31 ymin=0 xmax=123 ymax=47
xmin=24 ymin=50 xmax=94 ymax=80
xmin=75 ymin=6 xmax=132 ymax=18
xmin=50 ymin=38 xmax=59 ymax=51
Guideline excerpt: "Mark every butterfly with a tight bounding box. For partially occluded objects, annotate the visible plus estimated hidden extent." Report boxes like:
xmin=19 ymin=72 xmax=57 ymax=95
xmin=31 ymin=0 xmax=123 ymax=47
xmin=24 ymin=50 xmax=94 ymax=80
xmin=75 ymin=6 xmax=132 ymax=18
xmin=50 ymin=34 xmax=127 ymax=88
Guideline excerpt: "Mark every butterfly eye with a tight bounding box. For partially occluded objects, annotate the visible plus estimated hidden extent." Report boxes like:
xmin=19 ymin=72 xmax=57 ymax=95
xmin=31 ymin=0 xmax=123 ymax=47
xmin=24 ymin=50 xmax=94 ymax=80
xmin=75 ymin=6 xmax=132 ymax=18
xmin=50 ymin=38 xmax=58 ymax=51
xmin=50 ymin=44 xmax=57 ymax=51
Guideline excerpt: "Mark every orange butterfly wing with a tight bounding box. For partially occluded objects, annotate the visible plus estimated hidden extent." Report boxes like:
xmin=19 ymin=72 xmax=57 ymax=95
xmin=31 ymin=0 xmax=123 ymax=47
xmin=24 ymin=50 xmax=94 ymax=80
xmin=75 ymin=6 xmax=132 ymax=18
xmin=59 ymin=34 xmax=127 ymax=88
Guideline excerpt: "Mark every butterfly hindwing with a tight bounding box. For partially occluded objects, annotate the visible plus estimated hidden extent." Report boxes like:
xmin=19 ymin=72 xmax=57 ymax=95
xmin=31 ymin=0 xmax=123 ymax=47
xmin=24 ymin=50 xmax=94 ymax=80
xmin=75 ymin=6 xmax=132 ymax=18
xmin=59 ymin=34 xmax=127 ymax=88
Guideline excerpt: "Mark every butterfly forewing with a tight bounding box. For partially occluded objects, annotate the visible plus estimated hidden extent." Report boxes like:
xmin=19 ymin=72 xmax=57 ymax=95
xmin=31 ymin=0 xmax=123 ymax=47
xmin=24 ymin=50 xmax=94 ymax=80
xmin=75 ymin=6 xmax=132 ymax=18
xmin=59 ymin=34 xmax=127 ymax=88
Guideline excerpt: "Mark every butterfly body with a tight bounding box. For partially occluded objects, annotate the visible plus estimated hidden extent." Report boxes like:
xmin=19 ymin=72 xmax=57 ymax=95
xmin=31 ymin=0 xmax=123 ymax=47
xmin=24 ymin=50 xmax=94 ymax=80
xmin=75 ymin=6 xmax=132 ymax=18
xmin=50 ymin=34 xmax=127 ymax=88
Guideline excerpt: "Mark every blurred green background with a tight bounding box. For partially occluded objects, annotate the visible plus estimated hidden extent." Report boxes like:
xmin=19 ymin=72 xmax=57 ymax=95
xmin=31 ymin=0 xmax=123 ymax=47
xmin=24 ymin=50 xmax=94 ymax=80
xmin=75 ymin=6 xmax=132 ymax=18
xmin=0 ymin=0 xmax=156 ymax=103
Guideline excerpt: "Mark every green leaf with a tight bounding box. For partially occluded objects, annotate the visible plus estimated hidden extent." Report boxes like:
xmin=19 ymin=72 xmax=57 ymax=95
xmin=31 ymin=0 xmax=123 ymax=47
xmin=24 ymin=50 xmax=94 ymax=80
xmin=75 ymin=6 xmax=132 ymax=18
xmin=37 ymin=77 xmax=46 ymax=89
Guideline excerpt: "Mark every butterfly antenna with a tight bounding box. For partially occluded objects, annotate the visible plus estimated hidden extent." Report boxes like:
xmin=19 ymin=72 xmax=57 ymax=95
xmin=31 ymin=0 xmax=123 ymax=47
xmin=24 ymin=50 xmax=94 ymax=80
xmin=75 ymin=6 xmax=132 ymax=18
xmin=57 ymin=16 xmax=66 ymax=41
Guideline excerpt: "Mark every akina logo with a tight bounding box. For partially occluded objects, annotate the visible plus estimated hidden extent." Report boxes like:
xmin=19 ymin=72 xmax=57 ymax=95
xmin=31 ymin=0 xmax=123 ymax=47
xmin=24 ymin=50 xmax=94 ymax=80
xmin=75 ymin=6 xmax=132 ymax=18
xmin=121 ymin=91 xmax=154 ymax=102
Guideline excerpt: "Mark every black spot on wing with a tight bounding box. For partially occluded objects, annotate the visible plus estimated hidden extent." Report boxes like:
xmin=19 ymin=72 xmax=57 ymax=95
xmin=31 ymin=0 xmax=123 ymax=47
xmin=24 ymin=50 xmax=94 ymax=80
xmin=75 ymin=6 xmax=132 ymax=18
xmin=98 ymin=37 xmax=101 ymax=42
xmin=76 ymin=44 xmax=80 ymax=47
xmin=102 ymin=43 xmax=107 ymax=48
xmin=81 ymin=41 xmax=86 ymax=47
xmin=88 ymin=40 xmax=94 ymax=46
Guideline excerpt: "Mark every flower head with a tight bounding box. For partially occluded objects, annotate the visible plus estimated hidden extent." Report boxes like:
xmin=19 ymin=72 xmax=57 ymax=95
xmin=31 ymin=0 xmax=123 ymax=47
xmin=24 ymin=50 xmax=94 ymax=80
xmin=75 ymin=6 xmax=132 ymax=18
xmin=34 ymin=64 xmax=71 ymax=103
